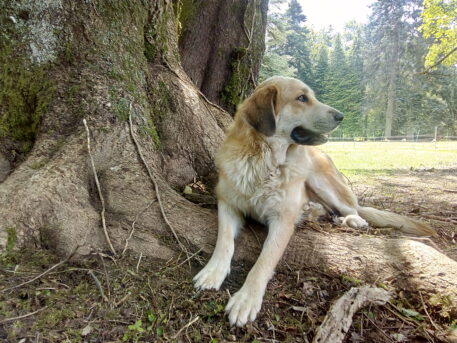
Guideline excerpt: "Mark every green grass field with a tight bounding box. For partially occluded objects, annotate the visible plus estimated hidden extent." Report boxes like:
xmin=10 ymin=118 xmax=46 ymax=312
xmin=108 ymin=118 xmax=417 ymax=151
xmin=320 ymin=141 xmax=457 ymax=175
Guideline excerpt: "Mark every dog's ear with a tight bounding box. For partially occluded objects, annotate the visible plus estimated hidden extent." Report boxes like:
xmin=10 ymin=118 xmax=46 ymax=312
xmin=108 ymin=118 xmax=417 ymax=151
xmin=243 ymin=85 xmax=278 ymax=137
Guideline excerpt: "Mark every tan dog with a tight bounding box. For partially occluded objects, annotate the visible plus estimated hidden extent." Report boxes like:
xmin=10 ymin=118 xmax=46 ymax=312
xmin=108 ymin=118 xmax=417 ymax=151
xmin=193 ymin=76 xmax=436 ymax=327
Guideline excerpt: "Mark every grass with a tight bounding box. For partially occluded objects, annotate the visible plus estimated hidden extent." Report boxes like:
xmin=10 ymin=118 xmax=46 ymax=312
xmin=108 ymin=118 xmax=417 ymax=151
xmin=320 ymin=141 xmax=457 ymax=176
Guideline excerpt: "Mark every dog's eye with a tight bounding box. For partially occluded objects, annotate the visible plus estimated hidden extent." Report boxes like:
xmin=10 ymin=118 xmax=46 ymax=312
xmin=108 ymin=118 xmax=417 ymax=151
xmin=297 ymin=94 xmax=308 ymax=103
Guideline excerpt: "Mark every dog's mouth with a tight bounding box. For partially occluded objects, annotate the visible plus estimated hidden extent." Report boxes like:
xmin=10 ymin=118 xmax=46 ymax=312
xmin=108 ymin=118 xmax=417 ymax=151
xmin=290 ymin=126 xmax=328 ymax=146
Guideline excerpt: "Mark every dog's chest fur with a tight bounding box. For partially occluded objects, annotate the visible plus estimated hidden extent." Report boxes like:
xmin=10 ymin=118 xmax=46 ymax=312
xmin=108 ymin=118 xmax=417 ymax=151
xmin=216 ymin=140 xmax=311 ymax=224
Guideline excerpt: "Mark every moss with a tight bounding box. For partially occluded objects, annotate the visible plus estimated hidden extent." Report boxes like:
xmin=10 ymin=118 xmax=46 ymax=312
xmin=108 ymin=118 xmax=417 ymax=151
xmin=34 ymin=306 xmax=75 ymax=328
xmin=143 ymin=2 xmax=177 ymax=64
xmin=30 ymin=159 xmax=48 ymax=169
xmin=220 ymin=47 xmax=250 ymax=110
xmin=174 ymin=0 xmax=197 ymax=37
xmin=143 ymin=80 xmax=175 ymax=148
xmin=342 ymin=275 xmax=363 ymax=286
xmin=141 ymin=117 xmax=161 ymax=148
xmin=6 ymin=227 xmax=17 ymax=252
xmin=0 ymin=43 xmax=55 ymax=152
xmin=113 ymin=98 xmax=130 ymax=122
xmin=144 ymin=38 xmax=155 ymax=62
xmin=154 ymin=81 xmax=174 ymax=117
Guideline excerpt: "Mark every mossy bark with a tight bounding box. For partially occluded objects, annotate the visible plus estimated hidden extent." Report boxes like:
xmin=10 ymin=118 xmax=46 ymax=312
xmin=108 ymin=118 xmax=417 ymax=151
xmin=0 ymin=0 xmax=230 ymax=256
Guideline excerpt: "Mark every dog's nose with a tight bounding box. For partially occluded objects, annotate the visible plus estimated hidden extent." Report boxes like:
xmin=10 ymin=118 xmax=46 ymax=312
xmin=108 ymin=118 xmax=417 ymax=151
xmin=332 ymin=111 xmax=344 ymax=122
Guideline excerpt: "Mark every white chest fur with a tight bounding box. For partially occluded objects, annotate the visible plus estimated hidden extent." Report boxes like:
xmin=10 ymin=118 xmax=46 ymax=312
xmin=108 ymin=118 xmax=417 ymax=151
xmin=217 ymin=142 xmax=311 ymax=224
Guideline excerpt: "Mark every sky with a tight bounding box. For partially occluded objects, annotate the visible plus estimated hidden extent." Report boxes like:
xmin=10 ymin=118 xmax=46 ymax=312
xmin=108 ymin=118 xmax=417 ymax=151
xmin=297 ymin=0 xmax=375 ymax=31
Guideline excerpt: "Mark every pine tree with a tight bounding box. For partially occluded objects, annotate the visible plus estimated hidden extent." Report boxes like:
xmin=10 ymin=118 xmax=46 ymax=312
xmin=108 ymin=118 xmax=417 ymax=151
xmin=259 ymin=0 xmax=297 ymax=80
xmin=364 ymin=0 xmax=420 ymax=137
xmin=313 ymin=46 xmax=329 ymax=97
xmin=283 ymin=0 xmax=313 ymax=86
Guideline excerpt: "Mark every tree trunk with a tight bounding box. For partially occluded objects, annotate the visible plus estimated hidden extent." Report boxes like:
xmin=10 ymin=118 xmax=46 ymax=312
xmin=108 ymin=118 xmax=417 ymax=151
xmin=0 ymin=0 xmax=456 ymax=308
xmin=384 ymin=29 xmax=400 ymax=138
xmin=0 ymin=0 xmax=235 ymax=256
xmin=178 ymin=0 xmax=268 ymax=112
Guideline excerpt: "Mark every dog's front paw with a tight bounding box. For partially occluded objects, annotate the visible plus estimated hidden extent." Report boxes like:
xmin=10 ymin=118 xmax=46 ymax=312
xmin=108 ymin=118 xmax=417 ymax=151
xmin=193 ymin=257 xmax=230 ymax=291
xmin=225 ymin=286 xmax=263 ymax=327
xmin=339 ymin=214 xmax=368 ymax=228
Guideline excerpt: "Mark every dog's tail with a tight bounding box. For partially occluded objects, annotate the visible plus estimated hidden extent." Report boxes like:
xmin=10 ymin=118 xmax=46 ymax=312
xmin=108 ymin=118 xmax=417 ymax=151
xmin=357 ymin=206 xmax=438 ymax=237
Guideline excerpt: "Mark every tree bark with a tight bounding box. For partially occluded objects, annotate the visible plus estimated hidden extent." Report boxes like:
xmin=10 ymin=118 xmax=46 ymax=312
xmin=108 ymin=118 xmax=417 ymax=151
xmin=0 ymin=0 xmax=231 ymax=255
xmin=0 ymin=0 xmax=456 ymax=309
xmin=178 ymin=0 xmax=268 ymax=112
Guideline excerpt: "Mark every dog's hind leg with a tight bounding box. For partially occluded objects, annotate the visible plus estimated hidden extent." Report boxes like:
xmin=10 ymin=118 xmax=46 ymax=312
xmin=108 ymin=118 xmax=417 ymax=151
xmin=306 ymin=162 xmax=437 ymax=236
xmin=193 ymin=200 xmax=243 ymax=291
xmin=306 ymin=171 xmax=368 ymax=229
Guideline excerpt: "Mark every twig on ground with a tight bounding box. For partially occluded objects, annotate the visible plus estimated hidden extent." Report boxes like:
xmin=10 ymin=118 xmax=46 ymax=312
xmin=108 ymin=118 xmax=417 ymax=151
xmin=170 ymin=315 xmax=200 ymax=340
xmin=122 ymin=200 xmax=156 ymax=256
xmin=2 ymin=247 xmax=79 ymax=292
xmin=88 ymin=269 xmax=108 ymax=302
xmin=136 ymin=252 xmax=143 ymax=273
xmin=83 ymin=119 xmax=117 ymax=256
xmin=312 ymin=286 xmax=391 ymax=343
xmin=362 ymin=313 xmax=395 ymax=343
xmin=0 ymin=306 xmax=48 ymax=324
xmin=247 ymin=224 xmax=262 ymax=248
xmin=169 ymin=248 xmax=203 ymax=271
xmin=419 ymin=291 xmax=443 ymax=334
xmin=128 ymin=105 xmax=190 ymax=260
xmin=421 ymin=213 xmax=457 ymax=223
xmin=385 ymin=303 xmax=420 ymax=327
xmin=99 ymin=253 xmax=111 ymax=299
xmin=114 ymin=293 xmax=131 ymax=307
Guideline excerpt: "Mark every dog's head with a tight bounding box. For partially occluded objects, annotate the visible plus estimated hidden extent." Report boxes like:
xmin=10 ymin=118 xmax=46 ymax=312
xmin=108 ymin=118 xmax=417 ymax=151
xmin=240 ymin=76 xmax=343 ymax=145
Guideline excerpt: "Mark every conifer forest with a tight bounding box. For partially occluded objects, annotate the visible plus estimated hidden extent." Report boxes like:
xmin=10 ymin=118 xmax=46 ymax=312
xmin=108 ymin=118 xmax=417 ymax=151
xmin=261 ymin=0 xmax=457 ymax=139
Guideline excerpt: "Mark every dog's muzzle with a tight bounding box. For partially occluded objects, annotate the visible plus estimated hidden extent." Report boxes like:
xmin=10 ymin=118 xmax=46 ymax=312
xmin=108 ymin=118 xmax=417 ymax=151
xmin=290 ymin=126 xmax=328 ymax=146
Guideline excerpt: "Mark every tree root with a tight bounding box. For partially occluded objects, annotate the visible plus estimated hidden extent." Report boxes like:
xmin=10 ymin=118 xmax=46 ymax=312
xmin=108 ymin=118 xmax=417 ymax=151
xmin=83 ymin=119 xmax=117 ymax=256
xmin=312 ymin=286 xmax=391 ymax=343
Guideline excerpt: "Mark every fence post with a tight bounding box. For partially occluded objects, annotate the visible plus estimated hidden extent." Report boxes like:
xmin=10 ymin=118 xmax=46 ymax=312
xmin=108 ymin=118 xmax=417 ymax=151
xmin=434 ymin=126 xmax=438 ymax=150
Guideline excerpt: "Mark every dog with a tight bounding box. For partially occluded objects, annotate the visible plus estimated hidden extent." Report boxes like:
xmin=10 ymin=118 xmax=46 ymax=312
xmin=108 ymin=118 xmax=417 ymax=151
xmin=193 ymin=76 xmax=437 ymax=327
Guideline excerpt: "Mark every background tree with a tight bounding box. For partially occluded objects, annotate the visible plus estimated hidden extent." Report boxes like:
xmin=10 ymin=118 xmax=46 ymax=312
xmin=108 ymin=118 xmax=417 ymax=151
xmin=312 ymin=46 xmax=329 ymax=98
xmin=260 ymin=0 xmax=297 ymax=80
xmin=260 ymin=0 xmax=457 ymax=138
xmin=364 ymin=0 xmax=412 ymax=138
xmin=420 ymin=0 xmax=457 ymax=70
xmin=259 ymin=0 xmax=312 ymax=84
xmin=282 ymin=0 xmax=313 ymax=86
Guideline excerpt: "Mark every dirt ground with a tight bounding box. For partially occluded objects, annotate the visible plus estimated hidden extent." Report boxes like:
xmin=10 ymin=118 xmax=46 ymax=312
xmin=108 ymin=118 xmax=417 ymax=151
xmin=1 ymin=168 xmax=456 ymax=343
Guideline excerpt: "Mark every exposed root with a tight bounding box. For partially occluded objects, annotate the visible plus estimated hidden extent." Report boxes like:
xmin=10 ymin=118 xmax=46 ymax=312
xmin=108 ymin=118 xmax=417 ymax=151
xmin=312 ymin=286 xmax=391 ymax=343
xmin=128 ymin=104 xmax=190 ymax=260
xmin=83 ymin=119 xmax=117 ymax=256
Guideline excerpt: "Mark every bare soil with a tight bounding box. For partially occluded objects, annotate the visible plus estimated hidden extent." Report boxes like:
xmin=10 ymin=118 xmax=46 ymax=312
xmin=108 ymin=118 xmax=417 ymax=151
xmin=1 ymin=168 xmax=456 ymax=343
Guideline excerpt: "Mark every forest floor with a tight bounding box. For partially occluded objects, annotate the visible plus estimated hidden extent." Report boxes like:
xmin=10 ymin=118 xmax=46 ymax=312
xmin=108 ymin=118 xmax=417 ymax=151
xmin=1 ymin=144 xmax=457 ymax=343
